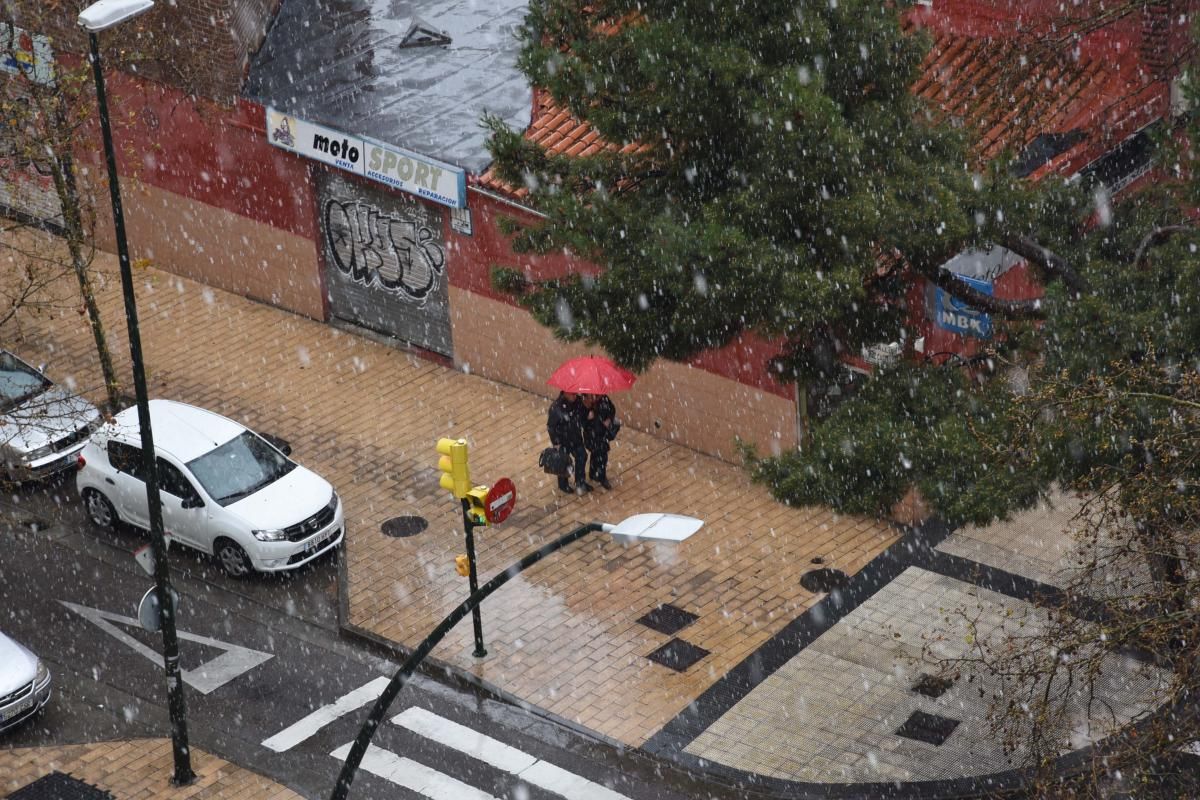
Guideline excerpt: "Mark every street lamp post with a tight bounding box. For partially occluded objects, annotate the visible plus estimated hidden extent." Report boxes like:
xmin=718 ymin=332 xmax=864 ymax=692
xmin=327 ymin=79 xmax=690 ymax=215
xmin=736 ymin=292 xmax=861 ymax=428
xmin=78 ymin=0 xmax=195 ymax=786
xmin=329 ymin=513 xmax=702 ymax=800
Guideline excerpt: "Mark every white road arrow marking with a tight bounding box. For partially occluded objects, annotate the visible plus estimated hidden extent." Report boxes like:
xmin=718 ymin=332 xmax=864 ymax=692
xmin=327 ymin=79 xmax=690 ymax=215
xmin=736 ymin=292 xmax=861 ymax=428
xmin=330 ymin=742 xmax=498 ymax=800
xmin=392 ymin=707 xmax=633 ymax=800
xmin=59 ymin=600 xmax=273 ymax=694
xmin=262 ymin=675 xmax=391 ymax=752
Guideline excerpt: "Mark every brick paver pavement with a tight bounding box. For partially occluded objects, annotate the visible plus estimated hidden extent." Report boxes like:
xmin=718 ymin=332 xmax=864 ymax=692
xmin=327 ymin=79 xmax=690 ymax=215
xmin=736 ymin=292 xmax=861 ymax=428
xmin=3 ymin=235 xmax=898 ymax=748
xmin=0 ymin=740 xmax=302 ymax=799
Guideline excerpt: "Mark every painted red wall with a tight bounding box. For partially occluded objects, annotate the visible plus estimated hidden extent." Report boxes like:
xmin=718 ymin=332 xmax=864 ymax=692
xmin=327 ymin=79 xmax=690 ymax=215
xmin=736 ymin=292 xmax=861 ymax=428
xmin=69 ymin=57 xmax=314 ymax=241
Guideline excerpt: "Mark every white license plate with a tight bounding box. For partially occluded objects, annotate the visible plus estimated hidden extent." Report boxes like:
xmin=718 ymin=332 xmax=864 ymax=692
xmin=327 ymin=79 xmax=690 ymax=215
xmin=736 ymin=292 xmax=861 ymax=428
xmin=1 ymin=692 xmax=34 ymax=722
xmin=305 ymin=529 xmax=334 ymax=554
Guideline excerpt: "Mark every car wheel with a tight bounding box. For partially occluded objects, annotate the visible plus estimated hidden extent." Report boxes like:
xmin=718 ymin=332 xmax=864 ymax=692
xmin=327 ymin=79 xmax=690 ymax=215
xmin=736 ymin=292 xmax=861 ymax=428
xmin=83 ymin=489 xmax=118 ymax=531
xmin=215 ymin=538 xmax=253 ymax=578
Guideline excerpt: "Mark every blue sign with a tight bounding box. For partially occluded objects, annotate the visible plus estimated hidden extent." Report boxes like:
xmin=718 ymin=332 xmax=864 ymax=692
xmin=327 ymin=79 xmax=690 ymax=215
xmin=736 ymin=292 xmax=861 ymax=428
xmin=934 ymin=274 xmax=993 ymax=339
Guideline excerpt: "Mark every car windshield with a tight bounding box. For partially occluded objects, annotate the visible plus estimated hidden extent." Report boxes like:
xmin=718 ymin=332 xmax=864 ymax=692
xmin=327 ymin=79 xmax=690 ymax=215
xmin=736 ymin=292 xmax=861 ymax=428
xmin=186 ymin=431 xmax=296 ymax=506
xmin=0 ymin=353 xmax=51 ymax=413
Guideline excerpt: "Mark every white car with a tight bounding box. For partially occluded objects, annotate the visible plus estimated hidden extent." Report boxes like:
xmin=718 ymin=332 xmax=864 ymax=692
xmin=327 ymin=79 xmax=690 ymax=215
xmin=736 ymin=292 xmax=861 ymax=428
xmin=0 ymin=631 xmax=51 ymax=734
xmin=76 ymin=399 xmax=343 ymax=577
xmin=0 ymin=350 xmax=102 ymax=482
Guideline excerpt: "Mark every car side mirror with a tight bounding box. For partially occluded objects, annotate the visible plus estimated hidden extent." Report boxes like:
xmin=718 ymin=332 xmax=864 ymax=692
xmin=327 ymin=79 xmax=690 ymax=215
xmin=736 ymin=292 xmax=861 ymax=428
xmin=181 ymin=496 xmax=204 ymax=509
xmin=259 ymin=432 xmax=292 ymax=456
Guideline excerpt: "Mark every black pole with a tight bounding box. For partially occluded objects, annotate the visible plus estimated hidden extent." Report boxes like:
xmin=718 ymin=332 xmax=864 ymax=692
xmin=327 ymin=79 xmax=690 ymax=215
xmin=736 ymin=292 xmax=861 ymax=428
xmin=330 ymin=522 xmax=603 ymax=800
xmin=460 ymin=498 xmax=486 ymax=657
xmin=88 ymin=31 xmax=195 ymax=787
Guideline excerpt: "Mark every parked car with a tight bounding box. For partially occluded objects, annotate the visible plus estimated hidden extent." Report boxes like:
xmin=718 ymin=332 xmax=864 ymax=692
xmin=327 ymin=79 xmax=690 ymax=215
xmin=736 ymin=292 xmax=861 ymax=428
xmin=76 ymin=399 xmax=343 ymax=577
xmin=0 ymin=350 xmax=102 ymax=482
xmin=0 ymin=630 xmax=51 ymax=734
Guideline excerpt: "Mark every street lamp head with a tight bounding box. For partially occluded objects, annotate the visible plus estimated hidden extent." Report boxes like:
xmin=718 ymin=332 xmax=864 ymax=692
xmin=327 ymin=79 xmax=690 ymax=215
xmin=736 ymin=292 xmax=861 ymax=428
xmin=601 ymin=513 xmax=703 ymax=544
xmin=78 ymin=0 xmax=155 ymax=32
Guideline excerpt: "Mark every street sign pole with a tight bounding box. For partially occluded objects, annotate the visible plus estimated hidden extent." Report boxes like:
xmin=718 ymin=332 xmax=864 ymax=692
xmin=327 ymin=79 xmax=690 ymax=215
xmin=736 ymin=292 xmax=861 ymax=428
xmin=459 ymin=498 xmax=487 ymax=658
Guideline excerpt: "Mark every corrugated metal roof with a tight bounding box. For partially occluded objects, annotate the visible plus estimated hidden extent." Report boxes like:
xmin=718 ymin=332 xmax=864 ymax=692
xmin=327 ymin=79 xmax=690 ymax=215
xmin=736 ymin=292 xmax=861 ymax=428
xmin=243 ymin=0 xmax=532 ymax=174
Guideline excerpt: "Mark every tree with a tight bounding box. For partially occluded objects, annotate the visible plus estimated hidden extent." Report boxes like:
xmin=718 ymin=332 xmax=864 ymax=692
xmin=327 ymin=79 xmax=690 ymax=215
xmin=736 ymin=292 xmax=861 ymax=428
xmin=486 ymin=0 xmax=1200 ymax=791
xmin=487 ymin=0 xmax=1044 ymax=376
xmin=0 ymin=10 xmax=215 ymax=410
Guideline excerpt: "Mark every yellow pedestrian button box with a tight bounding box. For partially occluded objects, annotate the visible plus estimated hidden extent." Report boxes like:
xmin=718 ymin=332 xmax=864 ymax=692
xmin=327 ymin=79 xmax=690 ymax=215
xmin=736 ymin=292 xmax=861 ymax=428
xmin=454 ymin=554 xmax=470 ymax=577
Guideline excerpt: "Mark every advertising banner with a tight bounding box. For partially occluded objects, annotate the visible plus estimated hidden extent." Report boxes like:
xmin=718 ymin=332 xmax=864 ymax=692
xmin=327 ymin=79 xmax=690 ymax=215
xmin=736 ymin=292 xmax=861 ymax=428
xmin=267 ymin=107 xmax=466 ymax=209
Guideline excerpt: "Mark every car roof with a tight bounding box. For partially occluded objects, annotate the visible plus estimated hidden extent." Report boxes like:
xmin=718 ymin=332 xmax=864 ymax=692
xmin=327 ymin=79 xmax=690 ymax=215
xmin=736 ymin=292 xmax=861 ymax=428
xmin=110 ymin=399 xmax=246 ymax=462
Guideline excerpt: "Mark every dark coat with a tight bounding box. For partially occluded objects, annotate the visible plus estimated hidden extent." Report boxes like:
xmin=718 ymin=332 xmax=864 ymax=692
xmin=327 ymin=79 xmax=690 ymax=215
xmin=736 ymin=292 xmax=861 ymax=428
xmin=582 ymin=395 xmax=617 ymax=450
xmin=547 ymin=394 xmax=584 ymax=448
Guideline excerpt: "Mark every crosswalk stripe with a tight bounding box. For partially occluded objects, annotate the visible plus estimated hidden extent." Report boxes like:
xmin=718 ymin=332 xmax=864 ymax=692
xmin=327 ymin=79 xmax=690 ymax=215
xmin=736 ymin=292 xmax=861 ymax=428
xmin=392 ymin=707 xmax=633 ymax=800
xmin=262 ymin=676 xmax=391 ymax=752
xmin=330 ymin=742 xmax=498 ymax=800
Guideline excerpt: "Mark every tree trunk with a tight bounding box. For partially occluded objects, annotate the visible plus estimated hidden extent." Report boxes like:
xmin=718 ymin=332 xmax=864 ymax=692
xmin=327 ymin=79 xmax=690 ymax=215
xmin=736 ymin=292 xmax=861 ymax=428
xmin=50 ymin=146 xmax=122 ymax=412
xmin=1133 ymin=517 xmax=1187 ymax=616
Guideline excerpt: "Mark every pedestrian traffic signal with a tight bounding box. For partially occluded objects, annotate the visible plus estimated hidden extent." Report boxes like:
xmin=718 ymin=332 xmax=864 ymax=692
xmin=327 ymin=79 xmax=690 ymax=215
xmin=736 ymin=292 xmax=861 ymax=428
xmin=436 ymin=437 xmax=470 ymax=498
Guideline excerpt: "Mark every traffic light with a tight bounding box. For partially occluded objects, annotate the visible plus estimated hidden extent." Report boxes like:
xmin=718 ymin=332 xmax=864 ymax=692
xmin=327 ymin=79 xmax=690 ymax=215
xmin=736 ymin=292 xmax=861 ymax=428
xmin=436 ymin=437 xmax=470 ymax=498
xmin=465 ymin=486 xmax=489 ymax=526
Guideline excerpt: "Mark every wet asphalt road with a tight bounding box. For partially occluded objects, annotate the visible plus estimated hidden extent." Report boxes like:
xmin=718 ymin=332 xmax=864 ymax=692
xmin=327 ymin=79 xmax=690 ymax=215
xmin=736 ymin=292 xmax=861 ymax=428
xmin=0 ymin=474 xmax=737 ymax=800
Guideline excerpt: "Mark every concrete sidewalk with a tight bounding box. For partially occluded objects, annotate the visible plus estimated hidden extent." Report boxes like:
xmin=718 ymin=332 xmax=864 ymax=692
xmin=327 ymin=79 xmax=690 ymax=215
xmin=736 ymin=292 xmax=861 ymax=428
xmin=3 ymin=240 xmax=1168 ymax=795
xmin=6 ymin=249 xmax=896 ymax=750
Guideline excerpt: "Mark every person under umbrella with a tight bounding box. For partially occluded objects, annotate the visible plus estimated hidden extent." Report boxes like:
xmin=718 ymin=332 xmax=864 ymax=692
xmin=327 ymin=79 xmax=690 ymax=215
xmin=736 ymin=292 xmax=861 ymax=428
xmin=581 ymin=393 xmax=618 ymax=490
xmin=546 ymin=391 xmax=590 ymax=494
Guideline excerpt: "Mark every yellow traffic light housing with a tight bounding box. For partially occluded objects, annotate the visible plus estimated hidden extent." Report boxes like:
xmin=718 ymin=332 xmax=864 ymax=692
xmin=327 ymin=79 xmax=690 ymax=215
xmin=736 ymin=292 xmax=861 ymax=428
xmin=465 ymin=486 xmax=490 ymax=526
xmin=436 ymin=437 xmax=470 ymax=498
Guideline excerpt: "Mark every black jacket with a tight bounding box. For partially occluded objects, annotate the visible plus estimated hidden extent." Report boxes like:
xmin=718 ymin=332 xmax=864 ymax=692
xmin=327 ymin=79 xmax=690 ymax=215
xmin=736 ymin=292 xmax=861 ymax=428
xmin=582 ymin=395 xmax=617 ymax=449
xmin=547 ymin=394 xmax=584 ymax=448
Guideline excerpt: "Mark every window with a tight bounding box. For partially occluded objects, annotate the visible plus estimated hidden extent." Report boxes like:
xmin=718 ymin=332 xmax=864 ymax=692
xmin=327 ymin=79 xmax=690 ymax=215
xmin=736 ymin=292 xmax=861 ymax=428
xmin=107 ymin=441 xmax=144 ymax=479
xmin=186 ymin=431 xmax=296 ymax=506
xmin=156 ymin=458 xmax=198 ymax=501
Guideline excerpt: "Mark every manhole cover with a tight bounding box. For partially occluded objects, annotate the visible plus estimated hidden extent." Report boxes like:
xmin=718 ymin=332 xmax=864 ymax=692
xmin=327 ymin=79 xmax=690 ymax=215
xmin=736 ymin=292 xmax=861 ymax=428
xmin=8 ymin=772 xmax=114 ymax=800
xmin=646 ymin=638 xmax=710 ymax=673
xmin=800 ymin=567 xmax=848 ymax=593
xmin=912 ymin=673 xmax=956 ymax=698
xmin=381 ymin=516 xmax=428 ymax=538
xmin=636 ymin=603 xmax=698 ymax=636
xmin=895 ymin=710 xmax=960 ymax=746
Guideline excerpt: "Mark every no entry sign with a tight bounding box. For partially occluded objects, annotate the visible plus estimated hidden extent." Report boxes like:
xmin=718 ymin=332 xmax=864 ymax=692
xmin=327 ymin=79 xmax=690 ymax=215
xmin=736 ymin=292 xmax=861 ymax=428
xmin=484 ymin=478 xmax=516 ymax=524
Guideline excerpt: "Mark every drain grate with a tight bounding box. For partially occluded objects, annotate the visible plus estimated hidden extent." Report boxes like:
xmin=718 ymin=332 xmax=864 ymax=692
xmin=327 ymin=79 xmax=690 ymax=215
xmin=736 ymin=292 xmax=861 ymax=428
xmin=912 ymin=673 xmax=955 ymax=698
xmin=381 ymin=516 xmax=428 ymax=538
xmin=895 ymin=710 xmax=960 ymax=746
xmin=646 ymin=638 xmax=710 ymax=672
xmin=7 ymin=772 xmax=115 ymax=800
xmin=636 ymin=603 xmax=698 ymax=636
xmin=800 ymin=567 xmax=849 ymax=593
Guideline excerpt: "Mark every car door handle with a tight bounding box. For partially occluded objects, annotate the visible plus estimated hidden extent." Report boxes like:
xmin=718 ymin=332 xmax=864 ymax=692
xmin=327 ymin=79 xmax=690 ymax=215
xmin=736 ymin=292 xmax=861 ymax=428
xmin=104 ymin=477 xmax=115 ymax=485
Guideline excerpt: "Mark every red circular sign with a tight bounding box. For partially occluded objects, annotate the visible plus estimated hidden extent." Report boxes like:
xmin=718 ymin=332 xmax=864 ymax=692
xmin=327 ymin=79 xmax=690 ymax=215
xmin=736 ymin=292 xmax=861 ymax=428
xmin=484 ymin=478 xmax=516 ymax=524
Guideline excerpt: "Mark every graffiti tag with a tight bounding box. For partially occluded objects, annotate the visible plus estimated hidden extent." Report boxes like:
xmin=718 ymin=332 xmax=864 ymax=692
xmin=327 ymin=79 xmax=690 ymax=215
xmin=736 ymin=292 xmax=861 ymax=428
xmin=323 ymin=197 xmax=445 ymax=305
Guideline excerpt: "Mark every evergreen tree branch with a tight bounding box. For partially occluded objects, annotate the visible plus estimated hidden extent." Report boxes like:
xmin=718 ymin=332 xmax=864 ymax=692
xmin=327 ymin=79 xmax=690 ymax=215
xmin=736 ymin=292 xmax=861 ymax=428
xmin=1000 ymin=235 xmax=1090 ymax=296
xmin=927 ymin=268 xmax=1048 ymax=319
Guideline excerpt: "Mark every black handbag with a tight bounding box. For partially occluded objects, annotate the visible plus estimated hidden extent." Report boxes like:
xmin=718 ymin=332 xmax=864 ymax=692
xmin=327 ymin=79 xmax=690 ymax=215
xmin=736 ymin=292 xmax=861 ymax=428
xmin=606 ymin=418 xmax=622 ymax=441
xmin=539 ymin=446 xmax=570 ymax=475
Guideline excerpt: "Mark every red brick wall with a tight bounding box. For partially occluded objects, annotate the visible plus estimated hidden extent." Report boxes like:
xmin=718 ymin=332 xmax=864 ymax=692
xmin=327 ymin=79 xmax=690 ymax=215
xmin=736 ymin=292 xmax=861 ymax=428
xmin=5 ymin=0 xmax=274 ymax=101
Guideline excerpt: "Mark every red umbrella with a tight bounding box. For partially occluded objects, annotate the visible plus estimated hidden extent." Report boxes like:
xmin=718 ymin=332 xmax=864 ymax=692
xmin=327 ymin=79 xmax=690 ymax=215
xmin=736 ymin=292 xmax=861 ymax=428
xmin=547 ymin=355 xmax=637 ymax=394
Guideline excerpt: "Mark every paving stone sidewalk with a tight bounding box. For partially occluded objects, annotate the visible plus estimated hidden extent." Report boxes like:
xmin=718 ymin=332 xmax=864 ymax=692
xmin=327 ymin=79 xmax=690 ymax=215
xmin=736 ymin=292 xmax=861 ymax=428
xmin=4 ymin=243 xmax=896 ymax=751
xmin=0 ymin=740 xmax=301 ymax=799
